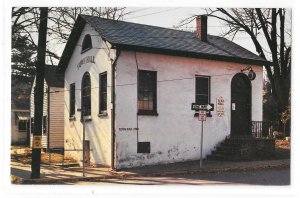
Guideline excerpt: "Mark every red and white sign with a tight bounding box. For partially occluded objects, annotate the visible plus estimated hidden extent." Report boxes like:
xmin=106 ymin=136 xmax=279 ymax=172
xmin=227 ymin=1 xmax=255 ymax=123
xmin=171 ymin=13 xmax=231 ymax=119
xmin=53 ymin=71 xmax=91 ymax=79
xmin=198 ymin=111 xmax=206 ymax=121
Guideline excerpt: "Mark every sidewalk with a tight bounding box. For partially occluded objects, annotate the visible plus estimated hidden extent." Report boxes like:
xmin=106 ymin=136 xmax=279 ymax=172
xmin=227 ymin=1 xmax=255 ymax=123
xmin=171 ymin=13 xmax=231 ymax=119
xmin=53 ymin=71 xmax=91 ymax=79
xmin=11 ymin=159 xmax=290 ymax=184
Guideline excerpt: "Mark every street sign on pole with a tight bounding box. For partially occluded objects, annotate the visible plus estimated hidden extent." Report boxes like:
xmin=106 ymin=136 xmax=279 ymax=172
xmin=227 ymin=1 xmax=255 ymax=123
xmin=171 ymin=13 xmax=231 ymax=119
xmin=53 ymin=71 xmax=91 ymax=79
xmin=191 ymin=103 xmax=210 ymax=168
xmin=191 ymin=103 xmax=214 ymax=111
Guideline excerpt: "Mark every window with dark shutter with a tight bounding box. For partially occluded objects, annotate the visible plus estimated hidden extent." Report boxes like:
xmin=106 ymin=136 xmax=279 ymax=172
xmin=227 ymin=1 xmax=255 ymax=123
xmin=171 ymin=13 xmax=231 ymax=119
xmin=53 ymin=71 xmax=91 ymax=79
xmin=138 ymin=70 xmax=157 ymax=115
xmin=69 ymin=83 xmax=75 ymax=118
xmin=99 ymin=72 xmax=107 ymax=113
xmin=81 ymin=72 xmax=91 ymax=119
xmin=195 ymin=76 xmax=210 ymax=104
xmin=81 ymin=34 xmax=92 ymax=53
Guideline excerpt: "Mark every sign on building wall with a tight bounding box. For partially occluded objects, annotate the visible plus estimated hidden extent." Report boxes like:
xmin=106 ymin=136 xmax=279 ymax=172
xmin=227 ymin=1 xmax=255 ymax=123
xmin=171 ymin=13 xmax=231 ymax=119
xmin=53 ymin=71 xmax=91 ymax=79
xmin=77 ymin=56 xmax=95 ymax=70
xmin=216 ymin=96 xmax=225 ymax=117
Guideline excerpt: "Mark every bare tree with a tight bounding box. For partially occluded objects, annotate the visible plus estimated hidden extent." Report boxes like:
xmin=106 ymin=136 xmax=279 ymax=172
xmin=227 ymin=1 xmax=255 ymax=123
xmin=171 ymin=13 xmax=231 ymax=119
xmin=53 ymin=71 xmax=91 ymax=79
xmin=11 ymin=7 xmax=130 ymax=83
xmin=179 ymin=8 xmax=291 ymax=132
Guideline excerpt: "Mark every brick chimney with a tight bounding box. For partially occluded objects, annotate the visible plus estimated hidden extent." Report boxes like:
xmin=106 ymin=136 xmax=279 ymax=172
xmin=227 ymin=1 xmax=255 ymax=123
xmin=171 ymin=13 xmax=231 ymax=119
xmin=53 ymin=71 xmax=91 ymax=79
xmin=196 ymin=15 xmax=207 ymax=42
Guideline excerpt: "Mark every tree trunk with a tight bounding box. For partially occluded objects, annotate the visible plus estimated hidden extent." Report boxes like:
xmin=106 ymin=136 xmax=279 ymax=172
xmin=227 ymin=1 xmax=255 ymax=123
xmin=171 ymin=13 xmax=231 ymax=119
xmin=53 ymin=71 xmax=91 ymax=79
xmin=31 ymin=7 xmax=48 ymax=179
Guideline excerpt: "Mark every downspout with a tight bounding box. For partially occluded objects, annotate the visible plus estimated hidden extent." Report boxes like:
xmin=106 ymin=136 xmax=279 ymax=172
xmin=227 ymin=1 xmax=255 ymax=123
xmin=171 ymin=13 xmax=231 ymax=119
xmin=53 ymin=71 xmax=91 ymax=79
xmin=111 ymin=49 xmax=121 ymax=170
xmin=47 ymin=86 xmax=50 ymax=150
xmin=134 ymin=52 xmax=139 ymax=147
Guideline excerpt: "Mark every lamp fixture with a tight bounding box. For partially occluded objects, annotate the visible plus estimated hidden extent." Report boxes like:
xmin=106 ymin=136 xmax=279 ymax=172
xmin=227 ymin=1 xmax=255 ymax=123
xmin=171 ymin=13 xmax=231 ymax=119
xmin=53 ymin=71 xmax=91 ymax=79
xmin=241 ymin=66 xmax=256 ymax=81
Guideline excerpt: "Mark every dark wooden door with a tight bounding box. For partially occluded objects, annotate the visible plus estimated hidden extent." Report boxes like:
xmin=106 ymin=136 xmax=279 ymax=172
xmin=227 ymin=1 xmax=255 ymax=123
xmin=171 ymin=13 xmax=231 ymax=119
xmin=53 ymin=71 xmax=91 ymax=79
xmin=231 ymin=73 xmax=251 ymax=137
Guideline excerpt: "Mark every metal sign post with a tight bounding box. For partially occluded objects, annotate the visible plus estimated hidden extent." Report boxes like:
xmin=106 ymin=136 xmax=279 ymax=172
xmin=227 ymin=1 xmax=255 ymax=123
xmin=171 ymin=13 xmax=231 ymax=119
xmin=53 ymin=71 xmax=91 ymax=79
xmin=200 ymin=120 xmax=204 ymax=167
xmin=198 ymin=111 xmax=206 ymax=168
xmin=192 ymin=102 xmax=213 ymax=168
xmin=82 ymin=117 xmax=86 ymax=177
xmin=77 ymin=108 xmax=86 ymax=177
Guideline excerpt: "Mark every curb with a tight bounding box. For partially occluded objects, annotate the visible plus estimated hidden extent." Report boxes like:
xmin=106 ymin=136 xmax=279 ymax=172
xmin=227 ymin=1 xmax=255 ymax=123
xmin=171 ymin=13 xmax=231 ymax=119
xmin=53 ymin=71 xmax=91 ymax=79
xmin=11 ymin=162 xmax=289 ymax=184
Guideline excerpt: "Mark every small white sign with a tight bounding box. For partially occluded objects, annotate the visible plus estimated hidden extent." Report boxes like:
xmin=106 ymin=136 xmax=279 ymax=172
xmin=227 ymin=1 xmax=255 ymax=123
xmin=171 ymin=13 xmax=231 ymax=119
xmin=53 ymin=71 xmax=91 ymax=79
xmin=32 ymin=135 xmax=42 ymax=149
xmin=232 ymin=103 xmax=236 ymax=110
xmin=199 ymin=110 xmax=206 ymax=115
xmin=217 ymin=96 xmax=225 ymax=117
xmin=198 ymin=112 xmax=206 ymax=121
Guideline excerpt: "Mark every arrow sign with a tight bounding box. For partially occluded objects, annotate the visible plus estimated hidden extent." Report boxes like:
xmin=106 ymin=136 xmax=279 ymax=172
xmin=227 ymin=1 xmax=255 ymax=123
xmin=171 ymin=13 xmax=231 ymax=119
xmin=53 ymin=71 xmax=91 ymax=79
xmin=191 ymin=103 xmax=214 ymax=111
xmin=206 ymin=104 xmax=214 ymax=111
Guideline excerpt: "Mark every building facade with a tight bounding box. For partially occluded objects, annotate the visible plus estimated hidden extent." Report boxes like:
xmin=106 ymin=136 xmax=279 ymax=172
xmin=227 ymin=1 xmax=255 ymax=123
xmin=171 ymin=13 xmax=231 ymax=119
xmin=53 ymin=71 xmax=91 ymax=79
xmin=11 ymin=105 xmax=30 ymax=145
xmin=30 ymin=65 xmax=64 ymax=149
xmin=58 ymin=15 xmax=269 ymax=169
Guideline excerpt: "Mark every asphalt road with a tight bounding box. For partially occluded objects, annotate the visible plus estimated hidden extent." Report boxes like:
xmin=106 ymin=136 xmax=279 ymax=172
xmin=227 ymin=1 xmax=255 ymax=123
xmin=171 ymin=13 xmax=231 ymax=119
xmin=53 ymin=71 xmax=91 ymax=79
xmin=68 ymin=167 xmax=290 ymax=185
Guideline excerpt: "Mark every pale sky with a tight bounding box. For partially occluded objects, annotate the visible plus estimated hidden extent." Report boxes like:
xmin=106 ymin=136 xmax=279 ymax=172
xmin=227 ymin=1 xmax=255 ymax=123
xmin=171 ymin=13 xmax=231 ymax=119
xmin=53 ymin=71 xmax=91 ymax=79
xmin=123 ymin=7 xmax=265 ymax=57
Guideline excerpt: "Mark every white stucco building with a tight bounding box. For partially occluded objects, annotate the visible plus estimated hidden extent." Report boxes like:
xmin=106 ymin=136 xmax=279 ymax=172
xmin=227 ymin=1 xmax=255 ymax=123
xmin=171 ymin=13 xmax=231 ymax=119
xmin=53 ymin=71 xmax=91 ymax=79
xmin=57 ymin=15 xmax=270 ymax=169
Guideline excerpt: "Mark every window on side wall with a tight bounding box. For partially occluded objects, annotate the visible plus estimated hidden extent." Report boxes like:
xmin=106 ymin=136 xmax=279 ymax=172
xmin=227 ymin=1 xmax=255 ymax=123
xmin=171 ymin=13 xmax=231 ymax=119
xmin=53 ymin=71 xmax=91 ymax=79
xmin=18 ymin=120 xmax=27 ymax=132
xmin=81 ymin=34 xmax=92 ymax=53
xmin=99 ymin=72 xmax=107 ymax=115
xmin=195 ymin=75 xmax=211 ymax=116
xmin=81 ymin=72 xmax=91 ymax=120
xmin=138 ymin=70 xmax=158 ymax=115
xmin=69 ymin=83 xmax=76 ymax=119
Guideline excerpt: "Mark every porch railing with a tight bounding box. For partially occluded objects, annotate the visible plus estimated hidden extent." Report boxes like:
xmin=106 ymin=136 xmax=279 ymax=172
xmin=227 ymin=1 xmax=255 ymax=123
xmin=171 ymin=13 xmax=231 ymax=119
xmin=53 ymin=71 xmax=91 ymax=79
xmin=251 ymin=121 xmax=279 ymax=138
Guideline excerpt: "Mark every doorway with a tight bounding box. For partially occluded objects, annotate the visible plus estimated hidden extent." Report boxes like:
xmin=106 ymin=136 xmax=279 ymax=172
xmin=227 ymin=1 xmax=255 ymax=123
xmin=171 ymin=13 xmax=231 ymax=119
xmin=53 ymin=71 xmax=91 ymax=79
xmin=231 ymin=73 xmax=252 ymax=137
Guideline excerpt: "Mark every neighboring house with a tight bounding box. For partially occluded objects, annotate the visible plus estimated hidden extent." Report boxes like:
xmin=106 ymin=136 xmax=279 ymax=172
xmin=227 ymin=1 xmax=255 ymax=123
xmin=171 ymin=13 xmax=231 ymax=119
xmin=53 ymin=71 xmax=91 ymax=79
xmin=30 ymin=65 xmax=64 ymax=150
xmin=11 ymin=100 xmax=30 ymax=145
xmin=57 ymin=15 xmax=271 ymax=169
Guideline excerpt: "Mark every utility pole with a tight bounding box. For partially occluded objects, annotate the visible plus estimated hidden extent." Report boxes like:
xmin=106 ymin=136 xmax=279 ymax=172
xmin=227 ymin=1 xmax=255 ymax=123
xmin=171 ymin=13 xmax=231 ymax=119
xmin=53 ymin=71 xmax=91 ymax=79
xmin=31 ymin=7 xmax=48 ymax=179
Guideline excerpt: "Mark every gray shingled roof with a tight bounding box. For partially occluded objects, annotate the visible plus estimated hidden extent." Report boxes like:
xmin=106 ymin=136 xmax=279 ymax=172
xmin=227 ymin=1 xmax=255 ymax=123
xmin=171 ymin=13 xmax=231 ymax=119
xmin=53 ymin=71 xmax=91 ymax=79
xmin=57 ymin=15 xmax=270 ymax=72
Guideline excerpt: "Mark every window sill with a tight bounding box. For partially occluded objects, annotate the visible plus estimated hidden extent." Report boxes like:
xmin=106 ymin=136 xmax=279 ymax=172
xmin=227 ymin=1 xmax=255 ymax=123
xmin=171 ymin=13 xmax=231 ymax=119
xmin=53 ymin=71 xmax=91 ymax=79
xmin=137 ymin=111 xmax=159 ymax=116
xmin=81 ymin=115 xmax=92 ymax=122
xmin=81 ymin=47 xmax=92 ymax=54
xmin=98 ymin=111 xmax=108 ymax=117
xmin=69 ymin=116 xmax=76 ymax=121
